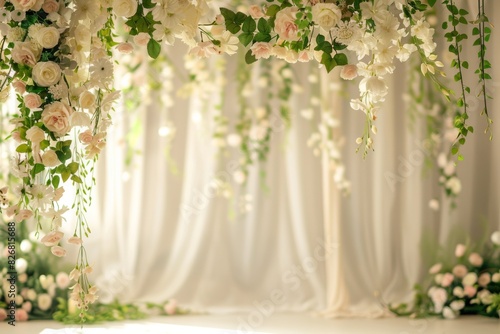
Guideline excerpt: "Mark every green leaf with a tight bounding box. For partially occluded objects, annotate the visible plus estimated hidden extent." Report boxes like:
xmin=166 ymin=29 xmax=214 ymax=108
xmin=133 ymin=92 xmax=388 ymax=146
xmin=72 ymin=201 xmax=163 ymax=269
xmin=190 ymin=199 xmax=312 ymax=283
xmin=242 ymin=17 xmax=256 ymax=33
xmin=266 ymin=4 xmax=280 ymax=17
xmin=225 ymin=21 xmax=241 ymax=34
xmin=257 ymin=18 xmax=271 ymax=34
xmin=32 ymin=163 xmax=45 ymax=175
xmin=238 ymin=33 xmax=254 ymax=46
xmin=61 ymin=170 xmax=71 ymax=182
xmin=142 ymin=0 xmax=155 ymax=9
xmin=245 ymin=49 xmax=257 ymax=64
xmin=451 ymin=146 xmax=459 ymax=155
xmin=220 ymin=8 xmax=235 ymax=21
xmin=234 ymin=12 xmax=247 ymax=25
xmin=71 ymin=175 xmax=83 ymax=184
xmin=254 ymin=32 xmax=271 ymax=42
xmin=39 ymin=139 xmax=50 ymax=150
xmin=16 ymin=143 xmax=30 ymax=153
xmin=333 ymin=53 xmax=348 ymax=66
xmin=321 ymin=53 xmax=336 ymax=73
xmin=428 ymin=0 xmax=437 ymax=6
xmin=52 ymin=175 xmax=60 ymax=189
xmin=67 ymin=162 xmax=79 ymax=174
xmin=147 ymin=39 xmax=161 ymax=59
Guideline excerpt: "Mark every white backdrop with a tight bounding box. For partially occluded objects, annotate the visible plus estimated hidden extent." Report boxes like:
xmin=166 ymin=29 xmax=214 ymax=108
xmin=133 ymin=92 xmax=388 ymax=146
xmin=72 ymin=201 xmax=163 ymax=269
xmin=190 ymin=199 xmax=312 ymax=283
xmin=82 ymin=1 xmax=500 ymax=319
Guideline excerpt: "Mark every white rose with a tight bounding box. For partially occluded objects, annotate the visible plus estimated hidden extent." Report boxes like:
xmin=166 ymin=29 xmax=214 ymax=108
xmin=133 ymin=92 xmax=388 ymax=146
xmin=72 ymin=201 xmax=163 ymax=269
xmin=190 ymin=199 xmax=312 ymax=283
xmin=79 ymin=90 xmax=95 ymax=109
xmin=32 ymin=61 xmax=61 ymax=87
xmin=442 ymin=306 xmax=457 ymax=319
xmin=312 ymin=3 xmax=342 ymax=31
xmin=37 ymin=293 xmax=52 ymax=311
xmin=274 ymin=7 xmax=300 ymax=41
xmin=36 ymin=26 xmax=60 ymax=49
xmin=462 ymin=272 xmax=478 ymax=286
xmin=250 ymin=42 xmax=273 ymax=59
xmin=41 ymin=101 xmax=73 ymax=137
xmin=25 ymin=126 xmax=45 ymax=144
xmin=41 ymin=150 xmax=60 ymax=167
xmin=113 ymin=0 xmax=138 ymax=17
xmin=11 ymin=42 xmax=40 ymax=67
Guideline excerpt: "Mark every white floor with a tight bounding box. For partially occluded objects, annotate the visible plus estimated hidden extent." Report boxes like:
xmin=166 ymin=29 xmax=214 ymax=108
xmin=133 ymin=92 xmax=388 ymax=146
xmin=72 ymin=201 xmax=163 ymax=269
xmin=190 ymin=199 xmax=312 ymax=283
xmin=1 ymin=313 xmax=499 ymax=334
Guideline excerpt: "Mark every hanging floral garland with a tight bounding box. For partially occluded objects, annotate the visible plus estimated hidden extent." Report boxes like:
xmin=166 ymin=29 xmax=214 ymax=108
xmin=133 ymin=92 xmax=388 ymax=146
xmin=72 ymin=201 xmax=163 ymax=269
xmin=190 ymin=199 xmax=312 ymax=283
xmin=0 ymin=0 xmax=493 ymax=321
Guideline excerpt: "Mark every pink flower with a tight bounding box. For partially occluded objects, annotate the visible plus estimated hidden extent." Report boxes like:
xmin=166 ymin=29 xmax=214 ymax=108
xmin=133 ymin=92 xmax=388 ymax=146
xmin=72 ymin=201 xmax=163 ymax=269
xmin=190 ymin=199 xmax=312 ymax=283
xmin=133 ymin=32 xmax=150 ymax=46
xmin=274 ymin=8 xmax=300 ymax=41
xmin=478 ymin=273 xmax=491 ymax=287
xmin=250 ymin=42 xmax=273 ymax=60
xmin=53 ymin=187 xmax=64 ymax=201
xmin=24 ymin=93 xmax=43 ymax=110
xmin=51 ymin=245 xmax=66 ymax=257
xmin=429 ymin=263 xmax=442 ymax=274
xmin=79 ymin=129 xmax=93 ymax=144
xmin=455 ymin=244 xmax=466 ymax=257
xmin=0 ymin=309 xmax=7 ymax=322
xmin=441 ymin=273 xmax=454 ymax=287
xmin=164 ymin=299 xmax=177 ymax=315
xmin=56 ymin=272 xmax=70 ymax=289
xmin=12 ymin=80 xmax=26 ymax=94
xmin=11 ymin=131 xmax=22 ymax=142
xmin=298 ymin=50 xmax=312 ymax=62
xmin=41 ymin=101 xmax=73 ymax=137
xmin=16 ymin=308 xmax=28 ymax=321
xmin=340 ymin=64 xmax=358 ymax=80
xmin=14 ymin=209 xmax=33 ymax=223
xmin=464 ymin=285 xmax=477 ymax=298
xmin=41 ymin=230 xmax=64 ymax=246
xmin=11 ymin=42 xmax=40 ymax=67
xmin=468 ymin=252 xmax=483 ymax=267
xmin=248 ymin=5 xmax=265 ymax=19
xmin=116 ymin=42 xmax=134 ymax=54
xmin=42 ymin=0 xmax=59 ymax=13
xmin=452 ymin=264 xmax=468 ymax=278
xmin=22 ymin=301 xmax=32 ymax=313
xmin=67 ymin=236 xmax=82 ymax=245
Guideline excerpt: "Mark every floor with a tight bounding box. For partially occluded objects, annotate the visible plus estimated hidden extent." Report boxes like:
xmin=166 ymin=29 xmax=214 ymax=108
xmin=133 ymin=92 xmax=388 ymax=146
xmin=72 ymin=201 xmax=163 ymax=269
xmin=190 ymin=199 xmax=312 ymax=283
xmin=1 ymin=313 xmax=499 ymax=334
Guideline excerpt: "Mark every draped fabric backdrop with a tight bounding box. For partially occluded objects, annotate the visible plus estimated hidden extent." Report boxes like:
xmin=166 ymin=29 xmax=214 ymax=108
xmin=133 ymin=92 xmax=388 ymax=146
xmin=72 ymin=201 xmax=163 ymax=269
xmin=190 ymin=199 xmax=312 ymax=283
xmin=78 ymin=0 xmax=500 ymax=318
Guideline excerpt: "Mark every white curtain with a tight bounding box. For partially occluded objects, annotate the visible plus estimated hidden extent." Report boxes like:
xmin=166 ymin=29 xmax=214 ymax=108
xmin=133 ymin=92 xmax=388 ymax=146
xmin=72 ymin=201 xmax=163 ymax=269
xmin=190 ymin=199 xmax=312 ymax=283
xmin=83 ymin=1 xmax=500 ymax=317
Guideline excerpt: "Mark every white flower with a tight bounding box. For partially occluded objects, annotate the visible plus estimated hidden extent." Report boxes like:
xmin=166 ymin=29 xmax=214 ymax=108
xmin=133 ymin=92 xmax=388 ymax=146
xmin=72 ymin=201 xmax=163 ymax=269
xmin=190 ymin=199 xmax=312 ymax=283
xmin=462 ymin=272 xmax=478 ymax=286
xmin=340 ymin=65 xmax=358 ymax=80
xmin=32 ymin=61 xmax=61 ymax=87
xmin=492 ymin=272 xmax=500 ymax=283
xmin=226 ymin=134 xmax=242 ymax=147
xmin=26 ymin=126 xmax=45 ymax=144
xmin=37 ymin=294 xmax=52 ymax=311
xmin=73 ymin=0 xmax=101 ymax=22
xmin=428 ymin=287 xmax=447 ymax=313
xmin=30 ymin=185 xmax=54 ymax=208
xmin=41 ymin=231 xmax=64 ymax=247
xmin=15 ymin=258 xmax=28 ymax=274
xmin=215 ymin=31 xmax=239 ymax=55
xmin=90 ymin=58 xmax=114 ymax=87
xmin=445 ymin=177 xmax=461 ymax=194
xmin=0 ymin=9 xmax=10 ymax=22
xmin=491 ymin=231 xmax=500 ymax=245
xmin=428 ymin=199 xmax=440 ymax=211
xmin=41 ymin=150 xmax=61 ymax=167
xmin=51 ymin=246 xmax=66 ymax=257
xmin=113 ymin=0 xmax=138 ymax=17
xmin=450 ymin=300 xmax=465 ymax=311
xmin=56 ymin=272 xmax=70 ymax=289
xmin=274 ymin=7 xmax=300 ymax=41
xmin=6 ymin=27 xmax=25 ymax=43
xmin=312 ymin=3 xmax=342 ymax=31
xmin=20 ymin=240 xmax=32 ymax=253
xmin=70 ymin=111 xmax=91 ymax=127
xmin=453 ymin=286 xmax=464 ymax=298
xmin=11 ymin=10 xmax=26 ymax=22
xmin=36 ymin=26 xmax=60 ymax=49
xmin=477 ymin=290 xmax=493 ymax=304
xmin=250 ymin=42 xmax=273 ymax=60
xmin=442 ymin=306 xmax=457 ymax=319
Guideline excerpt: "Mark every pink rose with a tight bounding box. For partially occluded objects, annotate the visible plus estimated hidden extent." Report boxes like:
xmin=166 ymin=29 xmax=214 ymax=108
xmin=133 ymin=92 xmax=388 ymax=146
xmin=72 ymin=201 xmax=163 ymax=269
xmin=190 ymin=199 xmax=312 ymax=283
xmin=250 ymin=42 xmax=273 ymax=59
xmin=340 ymin=64 xmax=358 ymax=80
xmin=163 ymin=299 xmax=177 ymax=315
xmin=51 ymin=245 xmax=66 ymax=257
xmin=0 ymin=309 xmax=7 ymax=322
xmin=16 ymin=308 xmax=28 ymax=321
xmin=133 ymin=32 xmax=150 ymax=46
xmin=41 ymin=230 xmax=64 ymax=246
xmin=298 ymin=50 xmax=312 ymax=62
xmin=12 ymin=80 xmax=26 ymax=94
xmin=24 ymin=93 xmax=43 ymax=110
xmin=468 ymin=252 xmax=483 ymax=267
xmin=11 ymin=42 xmax=40 ymax=67
xmin=441 ymin=273 xmax=454 ymax=287
xmin=22 ymin=301 xmax=32 ymax=313
xmin=189 ymin=41 xmax=217 ymax=58
xmin=116 ymin=42 xmax=134 ymax=54
xmin=455 ymin=244 xmax=466 ymax=257
xmin=478 ymin=273 xmax=491 ymax=287
xmin=11 ymin=0 xmax=42 ymax=11
xmin=248 ymin=5 xmax=265 ymax=19
xmin=79 ymin=129 xmax=93 ymax=144
xmin=464 ymin=285 xmax=477 ymax=298
xmin=429 ymin=263 xmax=442 ymax=274
xmin=41 ymin=101 xmax=73 ymax=137
xmin=452 ymin=264 xmax=468 ymax=278
xmin=274 ymin=8 xmax=300 ymax=41
xmin=42 ymin=0 xmax=59 ymax=13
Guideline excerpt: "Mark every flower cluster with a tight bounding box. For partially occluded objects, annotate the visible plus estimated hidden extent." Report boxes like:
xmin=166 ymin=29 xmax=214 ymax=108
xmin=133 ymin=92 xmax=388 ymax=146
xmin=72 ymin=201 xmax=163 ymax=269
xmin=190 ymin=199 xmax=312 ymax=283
xmin=392 ymin=231 xmax=500 ymax=319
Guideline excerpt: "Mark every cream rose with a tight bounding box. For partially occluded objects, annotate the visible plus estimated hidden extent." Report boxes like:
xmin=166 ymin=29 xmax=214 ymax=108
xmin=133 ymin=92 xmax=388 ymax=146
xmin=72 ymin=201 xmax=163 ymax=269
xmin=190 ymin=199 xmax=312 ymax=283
xmin=41 ymin=150 xmax=60 ymax=167
xmin=11 ymin=42 xmax=41 ymax=67
xmin=12 ymin=80 xmax=26 ymax=94
xmin=340 ymin=64 xmax=358 ymax=80
xmin=248 ymin=5 xmax=264 ymax=19
xmin=113 ymin=0 xmax=138 ymax=17
xmin=42 ymin=0 xmax=59 ymax=13
xmin=312 ymin=3 xmax=342 ymax=31
xmin=79 ymin=129 xmax=93 ymax=144
xmin=26 ymin=126 xmax=45 ymax=144
xmin=11 ymin=0 xmax=43 ymax=11
xmin=24 ymin=93 xmax=42 ymax=109
xmin=79 ymin=90 xmax=95 ymax=109
xmin=36 ymin=26 xmax=60 ymax=49
xmin=32 ymin=61 xmax=61 ymax=87
xmin=133 ymin=32 xmax=150 ymax=46
xmin=274 ymin=7 xmax=300 ymax=41
xmin=41 ymin=101 xmax=73 ymax=137
xmin=250 ymin=42 xmax=273 ymax=59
